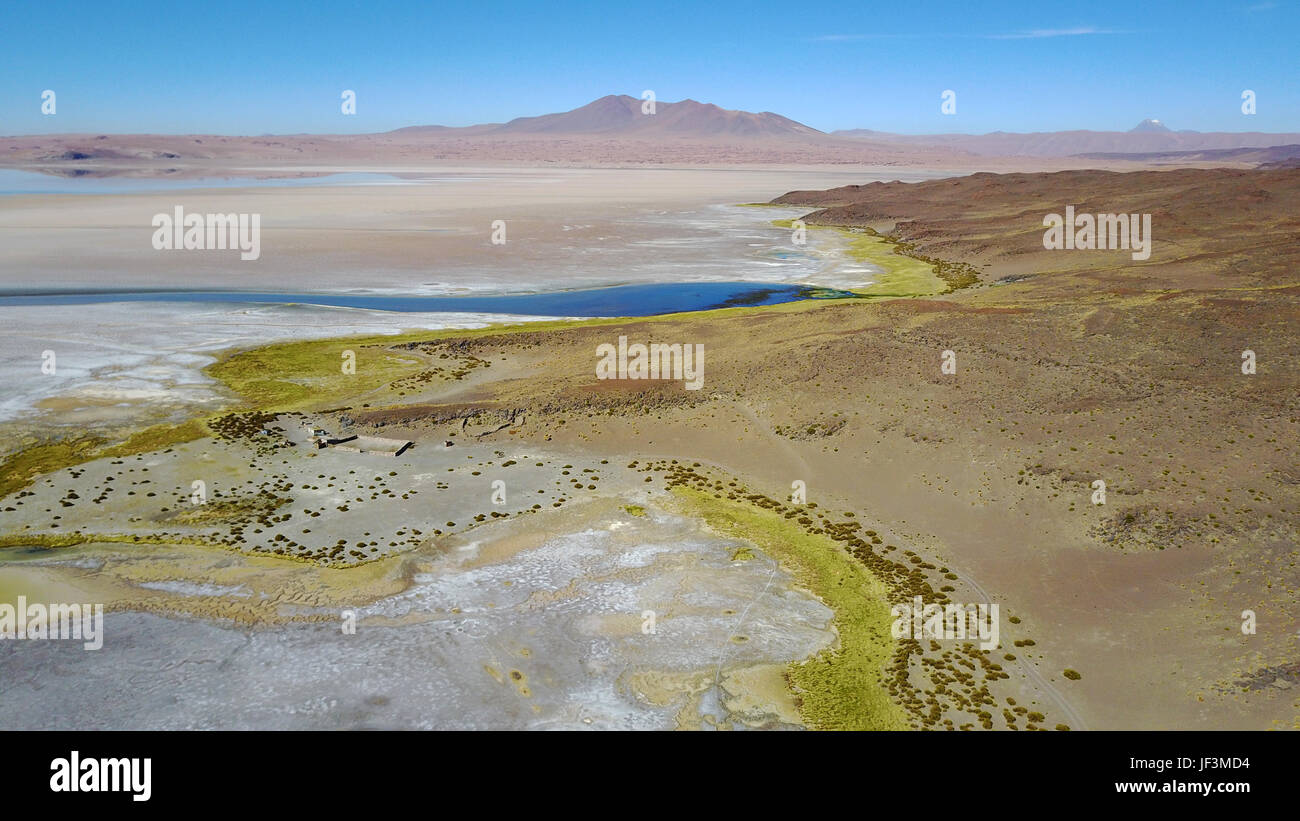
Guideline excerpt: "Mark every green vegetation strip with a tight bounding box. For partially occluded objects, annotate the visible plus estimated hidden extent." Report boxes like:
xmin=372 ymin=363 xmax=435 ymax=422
xmin=0 ymin=532 xmax=221 ymax=550
xmin=206 ymin=339 xmax=426 ymax=412
xmin=203 ymin=296 xmax=868 ymax=414
xmin=100 ymin=418 xmax=210 ymax=458
xmin=671 ymin=486 xmax=908 ymax=730
xmin=771 ymin=218 xmax=979 ymax=295
xmin=839 ymin=229 xmax=949 ymax=296
xmin=0 ymin=438 xmax=102 ymax=500
xmin=0 ymin=418 xmax=209 ymax=500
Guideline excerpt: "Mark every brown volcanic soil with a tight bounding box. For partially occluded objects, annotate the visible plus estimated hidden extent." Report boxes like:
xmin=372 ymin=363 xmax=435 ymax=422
xmin=330 ymin=166 xmax=1299 ymax=729
xmin=775 ymin=168 xmax=1300 ymax=287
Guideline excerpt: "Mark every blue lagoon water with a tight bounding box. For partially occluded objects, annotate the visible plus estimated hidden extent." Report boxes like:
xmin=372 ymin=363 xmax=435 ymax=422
xmin=0 ymin=281 xmax=852 ymax=317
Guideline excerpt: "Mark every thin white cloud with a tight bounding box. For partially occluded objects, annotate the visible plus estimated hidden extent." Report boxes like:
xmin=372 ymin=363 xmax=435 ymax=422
xmin=810 ymin=27 xmax=1129 ymax=42
xmin=982 ymin=26 xmax=1128 ymax=39
xmin=1247 ymin=1 xmax=1277 ymax=11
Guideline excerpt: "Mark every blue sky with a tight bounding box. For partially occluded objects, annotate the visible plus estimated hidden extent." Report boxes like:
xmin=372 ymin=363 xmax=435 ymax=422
xmin=2 ymin=0 xmax=1296 ymax=135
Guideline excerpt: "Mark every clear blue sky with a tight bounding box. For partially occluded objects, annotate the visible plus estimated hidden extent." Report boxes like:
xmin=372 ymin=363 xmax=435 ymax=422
xmin=2 ymin=0 xmax=1296 ymax=135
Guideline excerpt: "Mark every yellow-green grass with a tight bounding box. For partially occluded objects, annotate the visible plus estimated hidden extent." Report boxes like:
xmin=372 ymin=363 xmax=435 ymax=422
xmin=0 ymin=437 xmax=103 ymax=499
xmin=0 ymin=532 xmax=221 ymax=550
xmin=206 ymin=319 xmax=645 ymax=411
xmin=771 ymin=219 xmax=947 ymax=298
xmin=839 ymin=230 xmax=949 ymax=297
xmin=206 ymin=339 xmax=429 ymax=412
xmin=0 ymin=418 xmax=209 ymax=501
xmin=100 ymin=417 xmax=210 ymax=458
xmin=204 ymin=297 xmax=875 ymax=413
xmin=671 ymin=486 xmax=908 ymax=730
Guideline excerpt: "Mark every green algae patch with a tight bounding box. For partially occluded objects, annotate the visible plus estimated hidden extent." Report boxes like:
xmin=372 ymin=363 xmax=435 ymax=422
xmin=623 ymin=504 xmax=647 ymax=517
xmin=839 ymin=230 xmax=948 ymax=297
xmin=670 ymin=487 xmax=908 ymax=730
xmin=0 ymin=437 xmax=104 ymax=499
xmin=0 ymin=419 xmax=209 ymax=500
xmin=771 ymin=218 xmax=973 ymax=297
xmin=100 ymin=418 xmax=209 ymax=459
xmin=206 ymin=339 xmax=427 ymax=412
xmin=0 ymin=532 xmax=223 ymax=550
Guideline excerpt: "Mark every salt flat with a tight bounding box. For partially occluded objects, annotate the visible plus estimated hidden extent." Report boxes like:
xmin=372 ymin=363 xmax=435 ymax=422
xmin=0 ymin=166 xmax=942 ymax=292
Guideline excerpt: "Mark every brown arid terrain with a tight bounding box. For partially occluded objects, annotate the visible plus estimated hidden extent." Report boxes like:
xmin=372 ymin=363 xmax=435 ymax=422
xmin=775 ymin=167 xmax=1300 ymax=285
xmin=301 ymin=166 xmax=1297 ymax=729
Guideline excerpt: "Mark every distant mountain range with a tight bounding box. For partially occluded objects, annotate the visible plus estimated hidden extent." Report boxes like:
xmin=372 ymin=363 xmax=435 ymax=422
xmin=1075 ymin=143 xmax=1300 ymax=166
xmin=393 ymin=102 xmax=1300 ymax=155
xmin=5 ymin=96 xmax=1300 ymax=170
xmin=394 ymin=94 xmax=825 ymax=139
xmin=393 ymin=98 xmax=1300 ymax=156
xmin=831 ymin=118 xmax=1300 ymax=157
